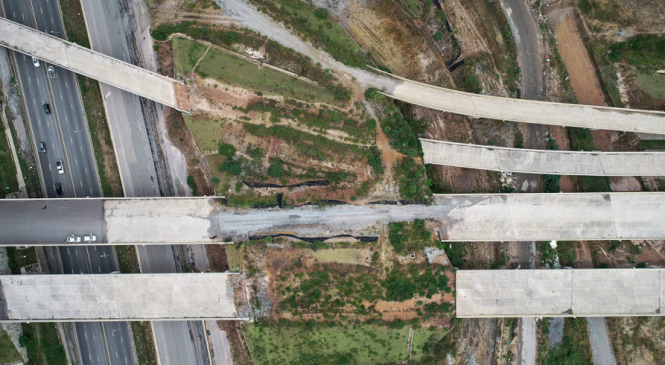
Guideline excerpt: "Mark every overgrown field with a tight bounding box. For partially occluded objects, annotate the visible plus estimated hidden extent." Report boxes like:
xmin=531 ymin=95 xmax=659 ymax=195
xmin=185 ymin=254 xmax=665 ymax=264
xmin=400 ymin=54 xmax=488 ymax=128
xmin=0 ymin=114 xmax=19 ymax=196
xmin=20 ymin=323 xmax=67 ymax=365
xmin=244 ymin=320 xmax=442 ymax=364
xmin=0 ymin=328 xmax=21 ymax=364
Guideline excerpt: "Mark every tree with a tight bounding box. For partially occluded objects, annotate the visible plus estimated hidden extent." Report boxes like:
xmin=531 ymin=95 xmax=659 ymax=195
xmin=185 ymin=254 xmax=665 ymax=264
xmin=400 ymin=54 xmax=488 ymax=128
xmin=268 ymin=159 xmax=285 ymax=178
xmin=222 ymin=160 xmax=242 ymax=175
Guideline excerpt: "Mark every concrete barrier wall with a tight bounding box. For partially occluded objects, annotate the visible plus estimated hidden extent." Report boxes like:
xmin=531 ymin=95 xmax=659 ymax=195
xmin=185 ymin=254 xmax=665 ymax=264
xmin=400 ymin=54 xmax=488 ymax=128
xmin=456 ymin=269 xmax=665 ymax=317
xmin=421 ymin=139 xmax=665 ymax=176
xmin=0 ymin=18 xmax=179 ymax=108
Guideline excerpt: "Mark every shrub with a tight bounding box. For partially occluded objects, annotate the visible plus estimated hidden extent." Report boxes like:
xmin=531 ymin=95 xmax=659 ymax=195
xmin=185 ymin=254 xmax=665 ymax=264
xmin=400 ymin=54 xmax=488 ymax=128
xmin=222 ymin=160 xmax=242 ymax=175
xmin=219 ymin=143 xmax=236 ymax=158
xmin=186 ymin=175 xmax=198 ymax=195
xmin=211 ymin=177 xmax=220 ymax=185
xmin=226 ymin=31 xmax=239 ymax=44
xmin=433 ymin=31 xmax=444 ymax=42
xmin=542 ymin=175 xmax=561 ymax=193
xmin=235 ymin=181 xmax=243 ymax=192
xmin=366 ymin=146 xmax=384 ymax=176
xmin=578 ymin=0 xmax=592 ymax=14
xmin=314 ymin=8 xmax=329 ymax=20
xmin=268 ymin=159 xmax=285 ymax=178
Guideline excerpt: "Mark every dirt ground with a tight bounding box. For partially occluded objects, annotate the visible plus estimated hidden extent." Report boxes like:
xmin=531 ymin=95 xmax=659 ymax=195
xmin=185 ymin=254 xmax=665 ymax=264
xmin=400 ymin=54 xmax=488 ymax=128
xmin=551 ymin=7 xmax=606 ymax=106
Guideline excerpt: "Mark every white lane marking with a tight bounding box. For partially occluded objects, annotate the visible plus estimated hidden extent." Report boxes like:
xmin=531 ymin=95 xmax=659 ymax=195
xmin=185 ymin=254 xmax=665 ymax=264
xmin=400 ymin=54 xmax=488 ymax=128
xmin=47 ymin=120 xmax=49 ymax=127
xmin=85 ymin=167 xmax=88 ymax=173
xmin=80 ymin=146 xmax=83 ymax=152
xmin=75 ymin=159 xmax=78 ymax=165
xmin=38 ymin=120 xmax=41 ymax=127
xmin=105 ymin=91 xmax=111 ymax=98
xmin=70 ymin=103 xmax=73 ymax=110
xmin=67 ymin=247 xmax=70 ymax=254
xmin=40 ymin=7 xmax=42 ymax=13
xmin=93 ymin=333 xmax=95 ymax=340
xmin=52 ymin=142 xmax=55 ymax=149
xmin=66 ymin=115 xmax=68 ymax=122
xmin=66 ymin=81 xmax=68 ymax=88
xmin=60 ymin=94 xmax=62 ymax=100
xmin=36 ymin=78 xmax=39 ymax=85
xmin=33 ymin=98 xmax=35 ymax=105
xmin=89 ymin=354 xmax=91 ymax=361
xmin=22 ymin=14 xmax=24 ymax=20
xmin=75 ymin=248 xmax=78 ymax=255
xmin=28 ymin=77 xmax=31 ymax=84
xmin=80 ymin=181 xmax=82 ymax=187
xmin=90 ymin=188 xmax=92 ymax=195
xmin=99 ymin=266 xmax=101 ymax=273
xmin=48 ymin=164 xmax=51 ymax=171
xmin=51 ymin=18 xmax=53 ymax=24
xmin=70 ymin=137 xmax=73 ymax=144
xmin=12 ymin=11 xmax=15 ymax=18
xmin=116 ymin=351 xmax=118 ymax=358
xmin=85 ymin=332 xmax=87 ymax=340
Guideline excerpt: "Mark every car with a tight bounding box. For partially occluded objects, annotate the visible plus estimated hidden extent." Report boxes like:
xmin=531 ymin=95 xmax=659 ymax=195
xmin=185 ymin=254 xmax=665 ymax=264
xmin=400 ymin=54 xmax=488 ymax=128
xmin=65 ymin=234 xmax=81 ymax=243
xmin=32 ymin=57 xmax=39 ymax=67
xmin=43 ymin=103 xmax=51 ymax=115
xmin=56 ymin=160 xmax=64 ymax=174
xmin=39 ymin=142 xmax=46 ymax=153
xmin=47 ymin=66 xmax=56 ymax=79
xmin=54 ymin=182 xmax=63 ymax=195
xmin=83 ymin=234 xmax=97 ymax=242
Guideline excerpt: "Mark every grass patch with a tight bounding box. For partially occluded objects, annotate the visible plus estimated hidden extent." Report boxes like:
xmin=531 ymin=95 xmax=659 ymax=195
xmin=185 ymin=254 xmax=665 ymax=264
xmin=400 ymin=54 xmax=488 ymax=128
xmin=172 ymin=37 xmax=208 ymax=76
xmin=226 ymin=245 xmax=243 ymax=272
xmin=556 ymin=241 xmax=577 ymax=267
xmin=636 ymin=71 xmax=665 ymax=101
xmin=0 ymin=114 xmax=20 ymax=196
xmin=20 ymin=323 xmax=67 ymax=365
xmin=567 ymin=127 xmax=594 ymax=151
xmin=537 ymin=241 xmax=558 ymax=268
xmin=0 ymin=328 xmax=21 ymax=364
xmin=57 ymin=0 xmax=91 ymax=48
xmin=183 ymin=114 xmax=220 ymax=151
xmin=640 ymin=139 xmax=665 ymax=150
xmin=245 ymin=321 xmax=438 ymax=364
xmin=578 ymin=176 xmax=611 ymax=192
xmin=130 ymin=322 xmax=158 ymax=365
xmin=6 ymin=246 xmax=39 ymax=274
xmin=194 ymin=45 xmax=336 ymax=103
xmin=246 ymin=0 xmax=366 ymax=68
xmin=389 ymin=220 xmax=433 ymax=254
xmin=310 ymin=248 xmax=366 ymax=265
xmin=544 ymin=318 xmax=592 ymax=365
xmin=115 ymin=245 xmax=140 ymax=273
xmin=77 ymin=76 xmax=123 ymax=197
xmin=398 ymin=0 xmax=423 ymax=18
xmin=608 ymin=35 xmax=665 ymax=68
xmin=226 ymin=193 xmax=278 ymax=208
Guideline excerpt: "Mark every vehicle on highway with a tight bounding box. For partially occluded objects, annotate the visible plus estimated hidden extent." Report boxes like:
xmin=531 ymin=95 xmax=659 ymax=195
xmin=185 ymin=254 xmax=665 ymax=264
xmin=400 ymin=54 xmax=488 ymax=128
xmin=66 ymin=235 xmax=81 ymax=243
xmin=83 ymin=234 xmax=97 ymax=242
xmin=56 ymin=160 xmax=64 ymax=174
xmin=32 ymin=57 xmax=39 ymax=67
xmin=54 ymin=182 xmax=63 ymax=195
xmin=43 ymin=103 xmax=51 ymax=115
xmin=47 ymin=66 xmax=56 ymax=79
xmin=39 ymin=142 xmax=46 ymax=153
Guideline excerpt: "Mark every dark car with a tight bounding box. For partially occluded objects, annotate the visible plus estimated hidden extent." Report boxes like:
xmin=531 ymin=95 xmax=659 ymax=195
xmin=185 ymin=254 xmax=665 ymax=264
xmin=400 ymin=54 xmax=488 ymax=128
xmin=39 ymin=142 xmax=46 ymax=153
xmin=54 ymin=182 xmax=63 ymax=195
xmin=43 ymin=103 xmax=51 ymax=115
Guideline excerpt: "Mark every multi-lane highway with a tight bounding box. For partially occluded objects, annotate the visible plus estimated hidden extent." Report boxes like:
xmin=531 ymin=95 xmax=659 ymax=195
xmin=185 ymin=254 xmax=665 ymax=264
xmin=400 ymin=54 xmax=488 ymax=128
xmin=1 ymin=1 xmax=136 ymax=365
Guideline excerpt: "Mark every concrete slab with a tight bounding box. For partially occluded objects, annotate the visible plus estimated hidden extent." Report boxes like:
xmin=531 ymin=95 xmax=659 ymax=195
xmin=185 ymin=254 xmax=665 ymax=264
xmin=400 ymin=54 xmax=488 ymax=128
xmin=0 ymin=18 xmax=180 ymax=109
xmin=384 ymin=73 xmax=665 ymax=134
xmin=421 ymin=139 xmax=665 ymax=176
xmin=0 ymin=274 xmax=238 ymax=321
xmin=456 ymin=269 xmax=665 ymax=317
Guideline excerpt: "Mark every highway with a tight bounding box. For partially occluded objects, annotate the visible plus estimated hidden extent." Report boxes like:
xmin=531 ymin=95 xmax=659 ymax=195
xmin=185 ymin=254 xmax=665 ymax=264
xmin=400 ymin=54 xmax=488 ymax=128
xmin=1 ymin=1 xmax=135 ymax=365
xmin=79 ymin=0 xmax=204 ymax=363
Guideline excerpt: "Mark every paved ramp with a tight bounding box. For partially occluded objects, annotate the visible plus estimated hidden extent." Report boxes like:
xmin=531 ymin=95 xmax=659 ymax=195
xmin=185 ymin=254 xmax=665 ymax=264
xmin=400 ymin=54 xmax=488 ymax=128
xmin=421 ymin=139 xmax=665 ymax=176
xmin=456 ymin=269 xmax=665 ymax=317
xmin=0 ymin=274 xmax=238 ymax=321
xmin=380 ymin=70 xmax=665 ymax=134
xmin=0 ymin=17 xmax=186 ymax=110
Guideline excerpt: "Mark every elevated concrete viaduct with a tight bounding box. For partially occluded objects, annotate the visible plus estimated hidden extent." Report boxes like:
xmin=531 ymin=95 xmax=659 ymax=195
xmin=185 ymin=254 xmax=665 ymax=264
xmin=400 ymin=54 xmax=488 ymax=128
xmin=0 ymin=17 xmax=188 ymax=111
xmin=2 ymin=16 xmax=665 ymax=134
xmin=1 ymin=193 xmax=664 ymax=245
xmin=421 ymin=139 xmax=665 ymax=176
xmin=456 ymin=269 xmax=665 ymax=318
xmin=0 ymin=273 xmax=239 ymax=321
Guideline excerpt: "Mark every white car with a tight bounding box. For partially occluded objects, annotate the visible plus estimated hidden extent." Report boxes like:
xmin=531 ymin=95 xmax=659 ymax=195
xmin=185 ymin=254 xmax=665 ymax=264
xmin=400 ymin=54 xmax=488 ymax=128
xmin=66 ymin=235 xmax=81 ymax=243
xmin=32 ymin=57 xmax=40 ymax=67
xmin=47 ymin=66 xmax=56 ymax=79
xmin=83 ymin=234 xmax=97 ymax=242
xmin=56 ymin=160 xmax=64 ymax=174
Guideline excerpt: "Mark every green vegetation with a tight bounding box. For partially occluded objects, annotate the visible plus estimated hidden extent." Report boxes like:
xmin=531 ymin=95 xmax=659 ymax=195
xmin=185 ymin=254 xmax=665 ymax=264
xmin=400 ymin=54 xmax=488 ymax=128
xmin=395 ymin=157 xmax=430 ymax=201
xmin=226 ymin=193 xmax=279 ymax=208
xmin=115 ymin=246 xmax=140 ymax=273
xmin=641 ymin=140 xmax=665 ymax=150
xmin=567 ymin=127 xmax=594 ymax=151
xmin=591 ymin=43 xmax=624 ymax=107
xmin=245 ymin=321 xmax=440 ymax=364
xmin=193 ymin=45 xmax=338 ymax=103
xmin=78 ymin=76 xmax=123 ymax=197
xmin=243 ymin=123 xmax=364 ymax=161
xmin=543 ymin=133 xmax=560 ymax=193
xmin=58 ymin=0 xmax=91 ymax=48
xmin=557 ymin=241 xmax=577 ymax=267
xmin=268 ymin=159 xmax=285 ymax=178
xmin=130 ymin=322 xmax=159 ymax=365
xmin=578 ymin=0 xmax=592 ymax=14
xmin=608 ymin=35 xmax=665 ymax=67
xmin=437 ymin=242 xmax=467 ymax=268
xmin=537 ymin=242 xmax=558 ymax=268
xmin=248 ymin=0 xmax=366 ymax=68
xmin=172 ymin=37 xmax=208 ymax=76
xmin=186 ymin=175 xmax=199 ymax=195
xmin=461 ymin=66 xmax=482 ymax=94
xmin=0 ymin=328 xmax=21 ymax=364
xmin=545 ymin=318 xmax=592 ymax=365
xmin=20 ymin=323 xmax=67 ymax=365
xmin=579 ymin=175 xmax=611 ymax=192
xmin=0 ymin=114 xmax=20 ymax=197
xmin=366 ymin=146 xmax=384 ymax=176
xmin=500 ymin=25 xmax=521 ymax=93
xmin=5 ymin=246 xmax=38 ymax=274
xmin=218 ymin=142 xmax=236 ymax=157
xmin=389 ymin=220 xmax=432 ymax=254
xmin=636 ymin=71 xmax=665 ymax=100
xmin=398 ymin=0 xmax=423 ymax=18
xmin=152 ymin=23 xmax=351 ymax=101
xmin=433 ymin=31 xmax=444 ymax=42
xmin=384 ymin=264 xmax=450 ymax=301
xmin=380 ymin=110 xmax=424 ymax=157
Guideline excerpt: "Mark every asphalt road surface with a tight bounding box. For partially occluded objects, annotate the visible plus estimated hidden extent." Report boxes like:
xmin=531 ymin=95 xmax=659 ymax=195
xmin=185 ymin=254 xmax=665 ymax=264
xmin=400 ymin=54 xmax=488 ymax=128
xmin=587 ymin=317 xmax=617 ymax=365
xmin=80 ymin=0 xmax=161 ymax=197
xmin=76 ymin=322 xmax=109 ymax=365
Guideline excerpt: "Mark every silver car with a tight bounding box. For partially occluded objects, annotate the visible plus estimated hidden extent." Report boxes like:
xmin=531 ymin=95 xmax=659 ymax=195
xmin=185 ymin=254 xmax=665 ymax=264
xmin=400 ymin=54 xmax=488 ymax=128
xmin=56 ymin=160 xmax=64 ymax=174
